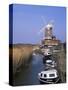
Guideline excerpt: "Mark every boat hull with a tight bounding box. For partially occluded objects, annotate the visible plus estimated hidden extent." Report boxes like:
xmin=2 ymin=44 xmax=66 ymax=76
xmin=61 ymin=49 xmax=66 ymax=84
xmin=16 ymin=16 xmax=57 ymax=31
xmin=38 ymin=77 xmax=60 ymax=84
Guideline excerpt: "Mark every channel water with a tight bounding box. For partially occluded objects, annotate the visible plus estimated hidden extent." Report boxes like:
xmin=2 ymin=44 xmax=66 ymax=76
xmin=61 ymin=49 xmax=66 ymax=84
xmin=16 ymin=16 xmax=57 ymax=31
xmin=14 ymin=54 xmax=45 ymax=86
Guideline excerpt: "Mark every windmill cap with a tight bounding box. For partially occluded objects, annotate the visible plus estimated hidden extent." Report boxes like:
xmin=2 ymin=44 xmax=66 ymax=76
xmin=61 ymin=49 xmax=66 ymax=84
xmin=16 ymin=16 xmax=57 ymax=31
xmin=46 ymin=23 xmax=53 ymax=29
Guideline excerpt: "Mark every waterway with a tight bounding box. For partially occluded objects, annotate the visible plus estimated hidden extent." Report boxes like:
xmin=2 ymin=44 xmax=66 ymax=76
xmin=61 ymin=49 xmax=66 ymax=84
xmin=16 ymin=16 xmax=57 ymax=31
xmin=14 ymin=54 xmax=45 ymax=86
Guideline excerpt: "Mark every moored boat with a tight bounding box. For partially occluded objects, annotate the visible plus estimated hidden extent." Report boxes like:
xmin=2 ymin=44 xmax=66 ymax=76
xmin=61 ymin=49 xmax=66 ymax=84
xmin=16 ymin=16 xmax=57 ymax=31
xmin=38 ymin=69 xmax=60 ymax=84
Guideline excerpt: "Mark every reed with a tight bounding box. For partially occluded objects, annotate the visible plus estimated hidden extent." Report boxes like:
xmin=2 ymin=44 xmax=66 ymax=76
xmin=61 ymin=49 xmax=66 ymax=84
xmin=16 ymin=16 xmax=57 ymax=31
xmin=9 ymin=44 xmax=33 ymax=75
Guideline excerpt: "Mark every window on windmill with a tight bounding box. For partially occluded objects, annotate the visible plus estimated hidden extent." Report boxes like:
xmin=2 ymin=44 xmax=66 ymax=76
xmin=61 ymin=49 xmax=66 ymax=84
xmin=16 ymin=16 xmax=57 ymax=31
xmin=50 ymin=27 xmax=52 ymax=30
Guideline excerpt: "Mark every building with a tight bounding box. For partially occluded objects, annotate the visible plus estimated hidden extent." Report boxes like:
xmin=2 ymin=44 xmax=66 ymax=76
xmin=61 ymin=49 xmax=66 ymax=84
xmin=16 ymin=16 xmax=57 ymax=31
xmin=41 ymin=23 xmax=60 ymax=46
xmin=42 ymin=39 xmax=60 ymax=46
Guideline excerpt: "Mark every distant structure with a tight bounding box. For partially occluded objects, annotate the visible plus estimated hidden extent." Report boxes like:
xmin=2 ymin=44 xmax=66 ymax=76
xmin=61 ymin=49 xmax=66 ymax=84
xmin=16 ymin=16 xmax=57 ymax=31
xmin=41 ymin=22 xmax=60 ymax=46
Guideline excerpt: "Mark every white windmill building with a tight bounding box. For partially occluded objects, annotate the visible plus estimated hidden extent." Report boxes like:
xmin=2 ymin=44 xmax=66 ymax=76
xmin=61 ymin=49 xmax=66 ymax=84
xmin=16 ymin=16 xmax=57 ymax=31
xmin=40 ymin=21 xmax=60 ymax=46
xmin=45 ymin=23 xmax=53 ymax=40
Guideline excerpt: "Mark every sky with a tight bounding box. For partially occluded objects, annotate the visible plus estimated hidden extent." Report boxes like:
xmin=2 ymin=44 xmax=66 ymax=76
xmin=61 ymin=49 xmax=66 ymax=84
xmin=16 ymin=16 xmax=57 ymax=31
xmin=11 ymin=4 xmax=66 ymax=44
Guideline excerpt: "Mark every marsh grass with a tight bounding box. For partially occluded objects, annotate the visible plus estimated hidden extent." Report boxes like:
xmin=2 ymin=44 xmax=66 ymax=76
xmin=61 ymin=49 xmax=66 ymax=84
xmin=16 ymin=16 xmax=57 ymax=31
xmin=9 ymin=44 xmax=34 ymax=75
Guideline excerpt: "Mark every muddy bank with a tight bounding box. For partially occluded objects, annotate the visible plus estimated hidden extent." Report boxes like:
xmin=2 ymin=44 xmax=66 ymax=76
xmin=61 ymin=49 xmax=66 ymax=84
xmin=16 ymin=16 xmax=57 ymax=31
xmin=9 ymin=44 xmax=38 ymax=75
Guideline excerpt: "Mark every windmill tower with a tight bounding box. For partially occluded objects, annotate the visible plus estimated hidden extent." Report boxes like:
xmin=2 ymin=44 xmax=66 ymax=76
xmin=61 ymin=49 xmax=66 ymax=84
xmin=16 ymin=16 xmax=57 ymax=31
xmin=38 ymin=16 xmax=60 ymax=46
xmin=41 ymin=21 xmax=60 ymax=46
xmin=45 ymin=23 xmax=53 ymax=40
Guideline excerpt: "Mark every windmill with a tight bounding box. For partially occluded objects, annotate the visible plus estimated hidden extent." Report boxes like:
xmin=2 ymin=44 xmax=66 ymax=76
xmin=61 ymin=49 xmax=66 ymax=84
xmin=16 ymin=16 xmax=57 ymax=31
xmin=38 ymin=16 xmax=54 ymax=45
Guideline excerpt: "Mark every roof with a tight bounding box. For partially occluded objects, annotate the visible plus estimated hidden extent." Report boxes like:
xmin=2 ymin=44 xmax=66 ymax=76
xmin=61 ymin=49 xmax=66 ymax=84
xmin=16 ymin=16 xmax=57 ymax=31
xmin=46 ymin=59 xmax=53 ymax=63
xmin=41 ymin=69 xmax=57 ymax=74
xmin=46 ymin=24 xmax=53 ymax=29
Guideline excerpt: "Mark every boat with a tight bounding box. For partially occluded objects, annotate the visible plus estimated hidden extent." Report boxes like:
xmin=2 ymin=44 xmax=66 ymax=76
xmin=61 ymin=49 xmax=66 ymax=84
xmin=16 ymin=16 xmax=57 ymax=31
xmin=43 ymin=55 xmax=52 ymax=63
xmin=41 ymin=48 xmax=52 ymax=56
xmin=45 ymin=59 xmax=57 ymax=68
xmin=38 ymin=69 xmax=60 ymax=84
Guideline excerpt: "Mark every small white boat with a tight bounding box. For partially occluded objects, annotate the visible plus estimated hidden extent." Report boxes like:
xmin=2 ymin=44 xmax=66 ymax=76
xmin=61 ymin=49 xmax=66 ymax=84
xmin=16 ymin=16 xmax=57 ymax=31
xmin=41 ymin=48 xmax=52 ymax=56
xmin=38 ymin=69 xmax=60 ymax=84
xmin=33 ymin=52 xmax=36 ymax=56
xmin=45 ymin=59 xmax=57 ymax=68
